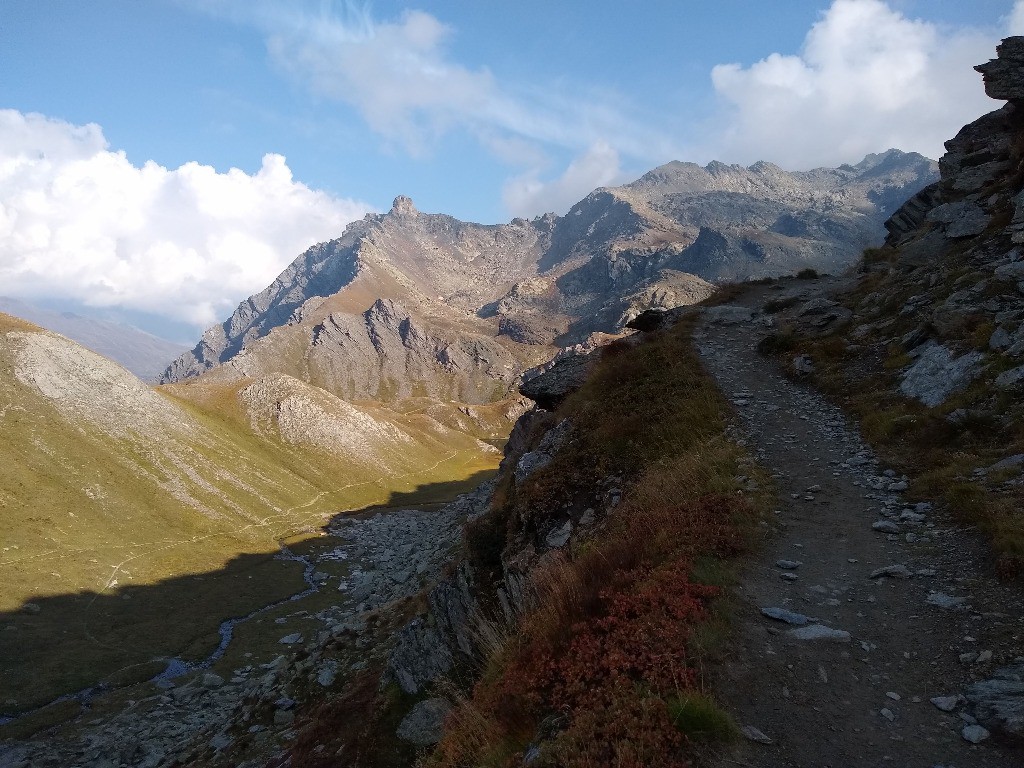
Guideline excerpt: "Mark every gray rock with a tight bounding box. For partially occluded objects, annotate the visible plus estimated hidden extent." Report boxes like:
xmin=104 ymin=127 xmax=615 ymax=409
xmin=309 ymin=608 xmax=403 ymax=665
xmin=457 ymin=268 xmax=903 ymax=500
xmin=991 ymin=326 xmax=1013 ymax=350
xmin=513 ymin=418 xmax=573 ymax=485
xmin=209 ymin=733 xmax=232 ymax=751
xmin=544 ymin=520 xmax=572 ymax=549
xmin=761 ymin=607 xmax=812 ymax=625
xmin=793 ymin=354 xmax=815 ymax=375
xmin=200 ymin=672 xmax=223 ymax=689
xmin=787 ymin=624 xmax=851 ymax=642
xmin=927 ymin=592 xmax=966 ymax=610
xmin=976 ymin=37 xmax=1024 ymax=101
xmin=775 ymin=559 xmax=802 ymax=570
xmin=396 ymin=698 xmax=452 ymax=747
xmin=740 ymin=724 xmax=772 ymax=744
xmin=926 ymin=200 xmax=991 ymax=238
xmin=984 ymin=453 xmax=1024 ymax=474
xmin=316 ymin=661 xmax=338 ymax=688
xmin=870 ymin=564 xmax=911 ymax=579
xmin=961 ymin=724 xmax=991 ymax=744
xmin=899 ymin=342 xmax=983 ymax=407
xmin=995 ymin=261 xmax=1024 ymax=281
xmin=995 ymin=365 xmax=1024 ymax=390
xmin=519 ymin=354 xmax=592 ymax=410
xmin=704 ymin=305 xmax=754 ymax=326
xmin=872 ymin=520 xmax=900 ymax=533
xmin=931 ymin=695 xmax=961 ymax=712
xmin=965 ymin=661 xmax=1024 ymax=738
xmin=279 ymin=633 xmax=303 ymax=645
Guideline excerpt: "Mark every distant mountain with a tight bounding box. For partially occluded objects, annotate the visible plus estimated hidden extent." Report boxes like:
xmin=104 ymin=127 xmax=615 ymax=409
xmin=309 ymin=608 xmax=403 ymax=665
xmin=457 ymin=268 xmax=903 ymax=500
xmin=0 ymin=297 xmax=187 ymax=381
xmin=163 ymin=150 xmax=938 ymax=393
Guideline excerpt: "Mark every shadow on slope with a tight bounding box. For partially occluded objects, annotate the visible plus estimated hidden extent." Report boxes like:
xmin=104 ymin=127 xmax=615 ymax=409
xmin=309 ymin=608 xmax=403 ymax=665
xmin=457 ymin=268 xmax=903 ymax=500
xmin=0 ymin=469 xmax=494 ymax=736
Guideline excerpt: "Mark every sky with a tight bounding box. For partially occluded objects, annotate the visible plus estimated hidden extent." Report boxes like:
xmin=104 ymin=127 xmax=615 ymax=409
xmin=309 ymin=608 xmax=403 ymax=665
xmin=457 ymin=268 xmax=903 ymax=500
xmin=1 ymin=0 xmax=1023 ymax=343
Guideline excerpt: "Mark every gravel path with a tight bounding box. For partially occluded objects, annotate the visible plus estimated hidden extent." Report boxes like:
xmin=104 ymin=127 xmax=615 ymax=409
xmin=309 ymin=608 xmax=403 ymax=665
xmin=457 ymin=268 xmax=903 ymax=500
xmin=696 ymin=289 xmax=1024 ymax=768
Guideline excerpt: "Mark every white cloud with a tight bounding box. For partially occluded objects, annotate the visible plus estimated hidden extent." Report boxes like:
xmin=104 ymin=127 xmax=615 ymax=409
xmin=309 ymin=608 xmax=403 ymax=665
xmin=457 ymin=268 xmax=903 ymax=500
xmin=0 ymin=110 xmax=371 ymax=330
xmin=254 ymin=4 xmax=669 ymax=159
xmin=188 ymin=1 xmax=676 ymax=219
xmin=703 ymin=0 xmax=998 ymax=168
xmin=1008 ymin=0 xmax=1024 ymax=34
xmin=503 ymin=143 xmax=625 ymax=218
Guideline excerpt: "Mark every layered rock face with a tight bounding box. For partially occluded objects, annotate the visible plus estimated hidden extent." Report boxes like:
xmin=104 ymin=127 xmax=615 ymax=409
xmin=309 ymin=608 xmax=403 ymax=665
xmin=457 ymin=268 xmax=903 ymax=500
xmin=162 ymin=152 xmax=937 ymax=402
xmin=864 ymin=36 xmax=1024 ymax=407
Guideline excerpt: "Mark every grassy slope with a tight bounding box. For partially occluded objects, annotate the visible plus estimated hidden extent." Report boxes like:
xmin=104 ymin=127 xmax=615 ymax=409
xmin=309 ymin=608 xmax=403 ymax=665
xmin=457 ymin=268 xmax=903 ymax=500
xmin=368 ymin=317 xmax=765 ymax=768
xmin=0 ymin=314 xmax=500 ymax=711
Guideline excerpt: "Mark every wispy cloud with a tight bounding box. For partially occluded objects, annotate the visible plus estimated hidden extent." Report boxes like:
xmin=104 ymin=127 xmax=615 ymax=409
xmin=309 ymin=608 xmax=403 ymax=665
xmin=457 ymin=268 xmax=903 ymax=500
xmin=503 ymin=142 xmax=625 ymax=219
xmin=188 ymin=0 xmax=677 ymax=215
xmin=700 ymin=0 xmax=1001 ymax=168
xmin=195 ymin=0 xmax=1016 ymax=214
xmin=0 ymin=110 xmax=371 ymax=330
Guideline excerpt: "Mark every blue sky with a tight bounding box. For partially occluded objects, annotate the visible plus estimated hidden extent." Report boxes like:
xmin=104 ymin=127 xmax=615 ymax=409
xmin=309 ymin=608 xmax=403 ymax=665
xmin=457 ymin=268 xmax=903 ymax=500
xmin=0 ymin=0 xmax=1021 ymax=341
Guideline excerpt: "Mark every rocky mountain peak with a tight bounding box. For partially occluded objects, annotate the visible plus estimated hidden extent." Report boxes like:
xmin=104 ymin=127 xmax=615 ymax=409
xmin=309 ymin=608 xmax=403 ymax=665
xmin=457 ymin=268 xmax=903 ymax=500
xmin=975 ymin=35 xmax=1024 ymax=102
xmin=391 ymin=195 xmax=417 ymax=216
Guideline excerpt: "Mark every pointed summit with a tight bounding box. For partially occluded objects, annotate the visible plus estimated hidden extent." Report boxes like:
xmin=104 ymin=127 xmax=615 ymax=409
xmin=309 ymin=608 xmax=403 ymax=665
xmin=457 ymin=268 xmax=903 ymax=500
xmin=391 ymin=195 xmax=417 ymax=216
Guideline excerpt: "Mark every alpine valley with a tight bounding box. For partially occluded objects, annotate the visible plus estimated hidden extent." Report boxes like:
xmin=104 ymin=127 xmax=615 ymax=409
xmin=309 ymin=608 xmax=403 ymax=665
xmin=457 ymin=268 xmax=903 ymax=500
xmin=22 ymin=116 xmax=1024 ymax=768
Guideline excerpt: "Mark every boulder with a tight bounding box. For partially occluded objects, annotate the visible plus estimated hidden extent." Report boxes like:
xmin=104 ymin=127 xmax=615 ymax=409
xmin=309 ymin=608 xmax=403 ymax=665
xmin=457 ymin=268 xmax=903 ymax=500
xmin=396 ymin=698 xmax=452 ymax=746
xmin=899 ymin=342 xmax=983 ymax=407
xmin=514 ymin=419 xmax=573 ymax=485
xmin=966 ymin=661 xmax=1024 ymax=739
xmin=995 ymin=365 xmax=1024 ymax=389
xmin=520 ymin=354 xmax=593 ymax=410
xmin=625 ymin=308 xmax=668 ymax=332
xmin=926 ymin=200 xmax=991 ymax=238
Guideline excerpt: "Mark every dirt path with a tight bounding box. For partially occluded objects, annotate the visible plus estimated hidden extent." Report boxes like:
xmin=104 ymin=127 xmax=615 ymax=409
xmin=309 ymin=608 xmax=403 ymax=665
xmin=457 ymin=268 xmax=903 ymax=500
xmin=695 ymin=285 xmax=1024 ymax=768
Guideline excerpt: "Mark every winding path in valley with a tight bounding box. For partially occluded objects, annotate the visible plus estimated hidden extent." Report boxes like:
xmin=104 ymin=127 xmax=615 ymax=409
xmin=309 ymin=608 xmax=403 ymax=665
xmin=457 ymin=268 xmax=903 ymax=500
xmin=696 ymin=282 xmax=1024 ymax=768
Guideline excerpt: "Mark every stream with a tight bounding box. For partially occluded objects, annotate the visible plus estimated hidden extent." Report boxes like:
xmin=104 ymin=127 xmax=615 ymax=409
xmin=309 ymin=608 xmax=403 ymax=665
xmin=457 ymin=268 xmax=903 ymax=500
xmin=0 ymin=543 xmax=328 ymax=726
xmin=151 ymin=545 xmax=320 ymax=687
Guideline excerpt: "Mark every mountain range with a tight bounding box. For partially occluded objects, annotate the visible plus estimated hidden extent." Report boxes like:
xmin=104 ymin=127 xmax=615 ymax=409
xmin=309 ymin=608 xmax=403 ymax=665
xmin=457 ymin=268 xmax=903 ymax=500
xmin=162 ymin=150 xmax=938 ymax=402
xmin=0 ymin=297 xmax=187 ymax=382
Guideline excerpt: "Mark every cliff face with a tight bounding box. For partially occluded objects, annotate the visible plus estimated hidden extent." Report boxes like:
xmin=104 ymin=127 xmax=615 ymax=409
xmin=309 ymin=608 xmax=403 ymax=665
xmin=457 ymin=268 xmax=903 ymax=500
xmin=844 ymin=36 xmax=1024 ymax=410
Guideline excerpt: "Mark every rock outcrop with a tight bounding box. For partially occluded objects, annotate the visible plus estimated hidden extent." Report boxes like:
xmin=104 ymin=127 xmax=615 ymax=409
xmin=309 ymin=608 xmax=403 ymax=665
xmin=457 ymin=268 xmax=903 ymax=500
xmin=840 ymin=36 xmax=1024 ymax=409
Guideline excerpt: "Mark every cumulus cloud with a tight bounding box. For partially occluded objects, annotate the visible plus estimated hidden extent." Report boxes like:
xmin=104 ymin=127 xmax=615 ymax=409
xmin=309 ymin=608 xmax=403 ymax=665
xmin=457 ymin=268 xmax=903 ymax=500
xmin=503 ymin=143 xmax=625 ymax=218
xmin=703 ymin=0 xmax=998 ymax=168
xmin=1009 ymin=0 xmax=1024 ymax=34
xmin=0 ymin=110 xmax=371 ymax=330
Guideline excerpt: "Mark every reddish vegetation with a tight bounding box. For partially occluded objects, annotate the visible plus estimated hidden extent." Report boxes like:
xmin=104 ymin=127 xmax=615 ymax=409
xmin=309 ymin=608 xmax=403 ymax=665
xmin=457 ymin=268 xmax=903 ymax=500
xmin=434 ymin=495 xmax=753 ymax=767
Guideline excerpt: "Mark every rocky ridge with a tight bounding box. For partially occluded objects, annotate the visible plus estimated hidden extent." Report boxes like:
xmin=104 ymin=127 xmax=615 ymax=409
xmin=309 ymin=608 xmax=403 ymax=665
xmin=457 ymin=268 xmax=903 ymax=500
xmin=162 ymin=151 xmax=937 ymax=396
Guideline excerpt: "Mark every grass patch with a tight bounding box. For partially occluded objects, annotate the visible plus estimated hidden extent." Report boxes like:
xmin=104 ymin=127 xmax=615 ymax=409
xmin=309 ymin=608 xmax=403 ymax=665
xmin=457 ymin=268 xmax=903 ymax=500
xmin=763 ymin=296 xmax=800 ymax=314
xmin=668 ymin=692 xmax=739 ymax=744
